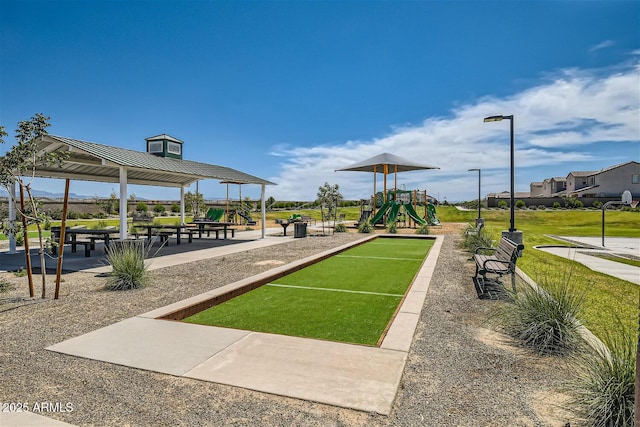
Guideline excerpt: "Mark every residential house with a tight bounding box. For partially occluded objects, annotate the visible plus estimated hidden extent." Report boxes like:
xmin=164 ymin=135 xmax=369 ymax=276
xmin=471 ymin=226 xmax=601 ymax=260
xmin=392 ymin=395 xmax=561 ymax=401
xmin=566 ymin=170 xmax=597 ymax=194
xmin=541 ymin=177 xmax=566 ymax=197
xmin=529 ymin=182 xmax=543 ymax=197
xmin=566 ymin=161 xmax=640 ymax=198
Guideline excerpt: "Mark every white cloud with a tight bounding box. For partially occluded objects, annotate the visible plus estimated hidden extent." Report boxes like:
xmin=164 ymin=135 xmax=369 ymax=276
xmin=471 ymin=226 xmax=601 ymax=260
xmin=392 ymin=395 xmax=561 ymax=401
xmin=267 ymin=62 xmax=639 ymax=202
xmin=589 ymin=40 xmax=614 ymax=53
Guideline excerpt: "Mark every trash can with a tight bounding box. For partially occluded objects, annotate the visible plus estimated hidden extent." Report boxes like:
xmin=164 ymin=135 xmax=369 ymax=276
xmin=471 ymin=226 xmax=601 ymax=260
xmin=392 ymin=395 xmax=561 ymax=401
xmin=294 ymin=222 xmax=307 ymax=238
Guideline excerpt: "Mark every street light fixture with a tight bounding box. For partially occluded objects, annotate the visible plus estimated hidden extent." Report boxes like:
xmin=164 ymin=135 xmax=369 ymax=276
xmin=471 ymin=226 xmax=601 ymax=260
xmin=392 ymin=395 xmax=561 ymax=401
xmin=483 ymin=115 xmax=515 ymax=232
xmin=468 ymin=168 xmax=482 ymax=224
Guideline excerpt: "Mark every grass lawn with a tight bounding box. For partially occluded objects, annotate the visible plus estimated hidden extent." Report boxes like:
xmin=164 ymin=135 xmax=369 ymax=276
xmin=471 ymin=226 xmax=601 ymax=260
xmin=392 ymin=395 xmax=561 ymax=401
xmin=437 ymin=205 xmax=639 ymax=340
xmin=183 ymin=237 xmax=434 ymax=345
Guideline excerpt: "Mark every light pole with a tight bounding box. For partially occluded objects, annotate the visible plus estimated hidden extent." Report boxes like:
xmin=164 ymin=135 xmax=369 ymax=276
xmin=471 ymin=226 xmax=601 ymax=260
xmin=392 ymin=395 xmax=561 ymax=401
xmin=484 ymin=114 xmax=522 ymax=247
xmin=468 ymin=168 xmax=482 ymax=226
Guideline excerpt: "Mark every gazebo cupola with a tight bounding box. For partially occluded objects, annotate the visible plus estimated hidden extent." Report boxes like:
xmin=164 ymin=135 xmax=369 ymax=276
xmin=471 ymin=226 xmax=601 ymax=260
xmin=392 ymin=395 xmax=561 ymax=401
xmin=145 ymin=134 xmax=184 ymax=159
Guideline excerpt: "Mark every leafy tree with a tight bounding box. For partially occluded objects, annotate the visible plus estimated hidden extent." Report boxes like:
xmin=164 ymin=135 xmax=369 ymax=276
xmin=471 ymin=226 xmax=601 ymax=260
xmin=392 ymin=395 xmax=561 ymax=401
xmin=265 ymin=196 xmax=276 ymax=210
xmin=515 ymin=200 xmax=526 ymax=209
xmin=170 ymin=203 xmax=180 ymax=213
xmin=153 ymin=204 xmax=166 ymax=214
xmin=0 ymin=114 xmax=67 ymax=298
xmin=316 ymin=182 xmax=343 ymax=235
xmin=98 ymin=191 xmax=119 ymax=215
xmin=135 ymin=201 xmax=148 ymax=213
xmin=184 ymin=191 xmax=204 ymax=217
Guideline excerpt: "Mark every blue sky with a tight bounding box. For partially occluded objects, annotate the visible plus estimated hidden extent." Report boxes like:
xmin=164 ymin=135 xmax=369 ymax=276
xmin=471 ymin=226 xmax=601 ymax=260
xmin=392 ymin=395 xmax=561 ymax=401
xmin=1 ymin=1 xmax=639 ymax=202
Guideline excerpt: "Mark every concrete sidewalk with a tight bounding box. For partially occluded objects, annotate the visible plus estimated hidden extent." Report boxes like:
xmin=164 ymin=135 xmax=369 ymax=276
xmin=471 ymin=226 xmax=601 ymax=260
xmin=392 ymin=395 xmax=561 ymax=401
xmin=536 ymin=236 xmax=639 ymax=285
xmin=46 ymin=235 xmax=444 ymax=415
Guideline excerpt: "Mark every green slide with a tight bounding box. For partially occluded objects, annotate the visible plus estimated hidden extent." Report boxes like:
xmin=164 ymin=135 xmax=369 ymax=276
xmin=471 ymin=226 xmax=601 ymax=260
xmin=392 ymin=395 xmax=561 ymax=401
xmin=369 ymin=201 xmax=392 ymax=224
xmin=404 ymin=204 xmax=426 ymax=225
xmin=205 ymin=208 xmax=225 ymax=221
xmin=426 ymin=204 xmax=440 ymax=225
xmin=386 ymin=202 xmax=401 ymax=224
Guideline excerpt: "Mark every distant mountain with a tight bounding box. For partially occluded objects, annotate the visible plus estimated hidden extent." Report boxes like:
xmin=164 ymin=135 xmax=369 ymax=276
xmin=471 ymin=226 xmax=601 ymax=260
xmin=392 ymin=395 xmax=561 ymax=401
xmin=0 ymin=188 xmax=150 ymax=201
xmin=0 ymin=188 xmax=97 ymax=200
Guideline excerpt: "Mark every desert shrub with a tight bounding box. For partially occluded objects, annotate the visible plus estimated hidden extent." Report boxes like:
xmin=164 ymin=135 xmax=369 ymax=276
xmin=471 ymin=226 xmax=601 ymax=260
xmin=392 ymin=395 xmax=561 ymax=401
xmin=358 ymin=220 xmax=373 ymax=233
xmin=538 ymin=205 xmax=546 ymax=210
xmin=416 ymin=223 xmax=430 ymax=235
xmin=461 ymin=227 xmax=494 ymax=254
xmin=567 ymin=329 xmax=635 ymax=427
xmin=170 ymin=204 xmax=180 ymax=213
xmin=0 ymin=277 xmax=14 ymax=293
xmin=553 ymin=202 xmax=562 ymax=209
xmin=94 ymin=212 xmax=107 ymax=219
xmin=592 ymin=200 xmax=603 ymax=209
xmin=386 ymin=222 xmax=397 ymax=234
xmin=67 ymin=210 xmax=79 ymax=219
xmin=529 ymin=205 xmax=537 ymax=210
xmin=498 ymin=200 xmax=508 ymax=209
xmin=153 ymin=204 xmax=166 ymax=214
xmin=136 ymin=202 xmax=148 ymax=213
xmin=94 ymin=220 xmax=108 ymax=229
xmin=515 ymin=200 xmax=526 ymax=209
xmin=105 ymin=241 xmax=149 ymax=291
xmin=565 ymin=197 xmax=584 ymax=209
xmin=334 ymin=223 xmax=346 ymax=233
xmin=490 ymin=271 xmax=585 ymax=356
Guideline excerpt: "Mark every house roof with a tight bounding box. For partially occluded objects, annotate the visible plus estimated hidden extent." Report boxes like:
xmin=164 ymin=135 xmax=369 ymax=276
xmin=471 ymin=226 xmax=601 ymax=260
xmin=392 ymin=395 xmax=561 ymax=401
xmin=32 ymin=135 xmax=275 ymax=187
xmin=568 ymin=171 xmax=597 ymax=177
xmin=595 ymin=161 xmax=639 ymax=175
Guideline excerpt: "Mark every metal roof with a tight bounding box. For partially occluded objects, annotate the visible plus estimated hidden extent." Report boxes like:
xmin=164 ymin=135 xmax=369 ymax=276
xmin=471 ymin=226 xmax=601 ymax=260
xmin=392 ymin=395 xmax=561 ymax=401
xmin=335 ymin=152 xmax=439 ymax=173
xmin=33 ymin=135 xmax=275 ymax=187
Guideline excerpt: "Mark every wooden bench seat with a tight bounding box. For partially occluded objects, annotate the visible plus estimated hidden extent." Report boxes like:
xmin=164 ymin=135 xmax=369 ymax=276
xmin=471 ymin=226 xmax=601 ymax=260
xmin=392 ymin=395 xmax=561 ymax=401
xmin=473 ymin=236 xmax=523 ymax=295
xmin=70 ymin=239 xmax=94 ymax=257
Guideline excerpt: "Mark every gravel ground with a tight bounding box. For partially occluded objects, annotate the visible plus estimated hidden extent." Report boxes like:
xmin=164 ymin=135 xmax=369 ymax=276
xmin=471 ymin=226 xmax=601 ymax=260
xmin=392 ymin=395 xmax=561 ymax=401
xmin=0 ymin=230 xmax=575 ymax=426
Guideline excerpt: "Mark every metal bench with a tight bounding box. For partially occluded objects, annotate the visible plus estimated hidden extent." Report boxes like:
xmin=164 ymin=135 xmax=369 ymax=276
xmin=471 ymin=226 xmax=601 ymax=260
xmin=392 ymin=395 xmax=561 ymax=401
xmin=473 ymin=236 xmax=524 ymax=295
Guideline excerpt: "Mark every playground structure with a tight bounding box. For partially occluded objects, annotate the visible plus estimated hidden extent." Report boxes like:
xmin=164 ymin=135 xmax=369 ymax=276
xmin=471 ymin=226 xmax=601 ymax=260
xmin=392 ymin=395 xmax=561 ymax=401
xmin=359 ymin=190 xmax=440 ymax=227
xmin=337 ymin=152 xmax=440 ymax=229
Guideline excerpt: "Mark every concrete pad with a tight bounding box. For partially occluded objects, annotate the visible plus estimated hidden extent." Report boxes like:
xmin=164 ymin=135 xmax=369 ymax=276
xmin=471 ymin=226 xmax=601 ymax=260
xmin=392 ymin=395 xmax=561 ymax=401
xmin=0 ymin=411 xmax=75 ymax=426
xmin=536 ymin=246 xmax=639 ymax=285
xmin=380 ymin=312 xmax=420 ymax=352
xmin=47 ymin=317 xmax=249 ymax=375
xmin=184 ymin=332 xmax=406 ymax=415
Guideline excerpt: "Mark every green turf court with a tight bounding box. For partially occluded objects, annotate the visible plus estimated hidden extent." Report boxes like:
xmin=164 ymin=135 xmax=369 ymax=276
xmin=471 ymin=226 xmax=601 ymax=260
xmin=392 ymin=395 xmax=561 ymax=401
xmin=183 ymin=237 xmax=434 ymax=346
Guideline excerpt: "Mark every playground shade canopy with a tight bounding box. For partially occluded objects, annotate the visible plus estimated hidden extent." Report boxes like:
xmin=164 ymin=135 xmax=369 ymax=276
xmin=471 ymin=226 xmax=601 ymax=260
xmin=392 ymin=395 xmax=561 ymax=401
xmin=335 ymin=152 xmax=439 ymax=173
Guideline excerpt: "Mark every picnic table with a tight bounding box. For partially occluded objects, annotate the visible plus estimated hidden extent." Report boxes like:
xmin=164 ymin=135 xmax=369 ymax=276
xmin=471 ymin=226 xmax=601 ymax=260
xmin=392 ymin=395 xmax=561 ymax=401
xmin=187 ymin=221 xmax=235 ymax=240
xmin=51 ymin=227 xmax=120 ymax=257
xmin=142 ymin=224 xmax=197 ymax=245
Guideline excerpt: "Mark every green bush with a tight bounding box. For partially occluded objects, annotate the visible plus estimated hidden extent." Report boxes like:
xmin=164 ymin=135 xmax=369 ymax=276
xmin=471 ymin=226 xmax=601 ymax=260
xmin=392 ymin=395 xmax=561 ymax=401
xmin=358 ymin=220 xmax=373 ymax=233
xmin=515 ymin=200 xmax=526 ymax=209
xmin=386 ymin=222 xmax=397 ymax=234
xmin=105 ymin=241 xmax=149 ymax=291
xmin=415 ymin=223 xmax=430 ymax=235
xmin=461 ymin=227 xmax=494 ymax=254
xmin=170 ymin=204 xmax=180 ymax=213
xmin=567 ymin=329 xmax=635 ymax=427
xmin=491 ymin=272 xmax=585 ymax=356
xmin=94 ymin=220 xmax=108 ymax=229
xmin=592 ymin=200 xmax=603 ymax=209
xmin=153 ymin=204 xmax=166 ymax=214
xmin=498 ymin=200 xmax=508 ymax=209
xmin=538 ymin=205 xmax=546 ymax=210
xmin=553 ymin=202 xmax=562 ymax=209
xmin=334 ymin=223 xmax=347 ymax=233
xmin=136 ymin=202 xmax=148 ymax=213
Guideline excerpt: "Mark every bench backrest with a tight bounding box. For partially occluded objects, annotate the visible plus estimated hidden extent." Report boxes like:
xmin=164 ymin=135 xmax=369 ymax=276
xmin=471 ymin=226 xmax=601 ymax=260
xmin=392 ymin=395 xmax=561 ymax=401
xmin=495 ymin=237 xmax=524 ymax=270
